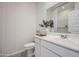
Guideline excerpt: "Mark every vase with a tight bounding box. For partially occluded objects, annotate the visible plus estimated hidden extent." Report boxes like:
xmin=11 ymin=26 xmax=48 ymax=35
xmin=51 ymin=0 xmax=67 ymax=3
xmin=40 ymin=27 xmax=47 ymax=36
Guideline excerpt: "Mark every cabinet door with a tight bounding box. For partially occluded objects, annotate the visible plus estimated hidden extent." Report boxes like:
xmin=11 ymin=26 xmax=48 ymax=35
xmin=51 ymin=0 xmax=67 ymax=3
xmin=34 ymin=43 xmax=41 ymax=57
xmin=40 ymin=46 xmax=59 ymax=57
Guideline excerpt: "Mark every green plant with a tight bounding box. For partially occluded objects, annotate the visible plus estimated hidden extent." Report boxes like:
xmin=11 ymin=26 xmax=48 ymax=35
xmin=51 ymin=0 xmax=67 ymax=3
xmin=39 ymin=20 xmax=54 ymax=28
xmin=49 ymin=20 xmax=54 ymax=28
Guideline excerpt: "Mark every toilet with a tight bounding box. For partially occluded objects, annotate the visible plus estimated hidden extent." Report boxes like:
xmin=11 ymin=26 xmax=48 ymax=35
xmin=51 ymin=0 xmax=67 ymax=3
xmin=23 ymin=42 xmax=35 ymax=57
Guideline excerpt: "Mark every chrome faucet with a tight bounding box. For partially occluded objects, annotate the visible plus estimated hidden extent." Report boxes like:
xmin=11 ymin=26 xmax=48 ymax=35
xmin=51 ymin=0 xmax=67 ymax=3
xmin=60 ymin=34 xmax=68 ymax=39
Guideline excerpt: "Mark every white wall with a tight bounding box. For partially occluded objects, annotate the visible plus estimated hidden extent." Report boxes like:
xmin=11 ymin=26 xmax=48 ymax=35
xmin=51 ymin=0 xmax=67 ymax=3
xmin=0 ymin=7 xmax=2 ymax=54
xmin=0 ymin=2 xmax=36 ymax=55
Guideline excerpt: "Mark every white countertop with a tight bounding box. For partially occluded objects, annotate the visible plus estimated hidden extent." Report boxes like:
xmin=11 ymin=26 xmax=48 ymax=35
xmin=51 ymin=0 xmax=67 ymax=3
xmin=35 ymin=34 xmax=79 ymax=53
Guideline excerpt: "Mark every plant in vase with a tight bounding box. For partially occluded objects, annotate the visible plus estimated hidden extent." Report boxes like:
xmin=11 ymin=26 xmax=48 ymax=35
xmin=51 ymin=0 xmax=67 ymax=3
xmin=39 ymin=20 xmax=49 ymax=36
xmin=39 ymin=19 xmax=54 ymax=35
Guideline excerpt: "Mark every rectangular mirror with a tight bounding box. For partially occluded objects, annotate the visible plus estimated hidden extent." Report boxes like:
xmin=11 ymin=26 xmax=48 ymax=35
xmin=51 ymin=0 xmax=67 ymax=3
xmin=47 ymin=2 xmax=79 ymax=34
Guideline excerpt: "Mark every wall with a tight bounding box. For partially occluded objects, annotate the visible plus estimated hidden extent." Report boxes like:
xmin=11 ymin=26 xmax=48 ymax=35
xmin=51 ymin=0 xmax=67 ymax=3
xmin=0 ymin=2 xmax=36 ymax=56
xmin=0 ymin=6 xmax=2 ymax=54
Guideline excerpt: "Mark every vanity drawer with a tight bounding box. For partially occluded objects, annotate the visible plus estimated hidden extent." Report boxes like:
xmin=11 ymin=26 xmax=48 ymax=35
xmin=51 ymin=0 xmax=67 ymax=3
xmin=41 ymin=40 xmax=79 ymax=57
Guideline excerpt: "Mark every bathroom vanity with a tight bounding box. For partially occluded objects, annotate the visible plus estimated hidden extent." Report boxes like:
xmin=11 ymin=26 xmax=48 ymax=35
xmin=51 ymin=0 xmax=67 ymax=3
xmin=34 ymin=34 xmax=79 ymax=57
xmin=34 ymin=2 xmax=79 ymax=57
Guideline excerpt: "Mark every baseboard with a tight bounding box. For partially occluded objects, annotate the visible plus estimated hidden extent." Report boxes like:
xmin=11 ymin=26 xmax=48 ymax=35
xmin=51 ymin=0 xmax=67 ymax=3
xmin=0 ymin=48 xmax=27 ymax=57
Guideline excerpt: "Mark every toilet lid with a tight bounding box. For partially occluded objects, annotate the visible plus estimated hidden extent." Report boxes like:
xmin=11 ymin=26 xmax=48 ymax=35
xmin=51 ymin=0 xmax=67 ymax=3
xmin=24 ymin=42 xmax=35 ymax=48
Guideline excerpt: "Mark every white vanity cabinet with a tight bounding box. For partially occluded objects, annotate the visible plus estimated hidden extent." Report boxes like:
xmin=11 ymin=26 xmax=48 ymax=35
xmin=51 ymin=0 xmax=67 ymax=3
xmin=41 ymin=40 xmax=79 ymax=57
xmin=35 ymin=37 xmax=79 ymax=57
